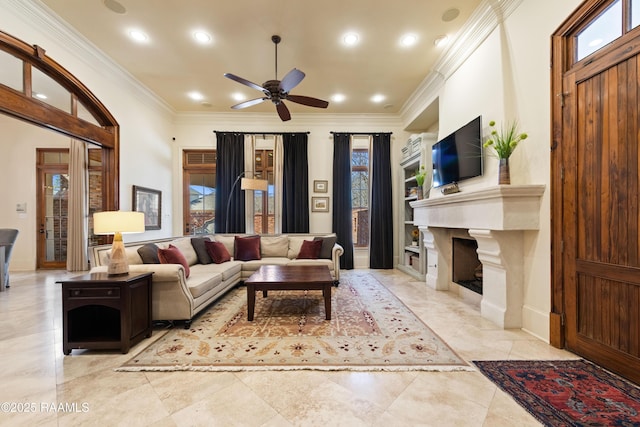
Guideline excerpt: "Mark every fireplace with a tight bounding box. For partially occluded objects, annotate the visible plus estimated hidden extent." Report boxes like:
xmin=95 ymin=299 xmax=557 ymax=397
xmin=452 ymin=238 xmax=482 ymax=294
xmin=410 ymin=185 xmax=545 ymax=328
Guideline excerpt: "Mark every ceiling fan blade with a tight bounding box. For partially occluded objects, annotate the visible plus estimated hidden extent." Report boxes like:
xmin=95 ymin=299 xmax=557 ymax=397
xmin=276 ymin=102 xmax=291 ymax=121
xmin=279 ymin=68 xmax=305 ymax=93
xmin=224 ymin=73 xmax=265 ymax=92
xmin=286 ymin=94 xmax=329 ymax=109
xmin=231 ymin=97 xmax=267 ymax=109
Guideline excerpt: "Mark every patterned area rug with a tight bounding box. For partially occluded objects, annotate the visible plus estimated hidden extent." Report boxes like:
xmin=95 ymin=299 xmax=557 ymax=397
xmin=118 ymin=272 xmax=468 ymax=371
xmin=474 ymin=359 xmax=640 ymax=426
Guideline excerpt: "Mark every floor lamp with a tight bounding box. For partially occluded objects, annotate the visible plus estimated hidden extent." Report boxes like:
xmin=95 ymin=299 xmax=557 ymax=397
xmin=225 ymin=172 xmax=269 ymax=233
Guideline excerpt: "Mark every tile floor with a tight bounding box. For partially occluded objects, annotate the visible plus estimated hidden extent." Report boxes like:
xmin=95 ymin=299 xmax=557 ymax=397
xmin=0 ymin=269 xmax=579 ymax=426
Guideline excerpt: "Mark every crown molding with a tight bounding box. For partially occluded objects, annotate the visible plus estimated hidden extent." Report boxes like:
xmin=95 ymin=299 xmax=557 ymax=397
xmin=174 ymin=111 xmax=405 ymax=130
xmin=400 ymin=0 xmax=524 ymax=128
xmin=5 ymin=0 xmax=174 ymax=115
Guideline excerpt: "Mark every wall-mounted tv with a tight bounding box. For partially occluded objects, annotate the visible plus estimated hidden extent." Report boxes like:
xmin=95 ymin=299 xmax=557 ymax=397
xmin=432 ymin=116 xmax=483 ymax=188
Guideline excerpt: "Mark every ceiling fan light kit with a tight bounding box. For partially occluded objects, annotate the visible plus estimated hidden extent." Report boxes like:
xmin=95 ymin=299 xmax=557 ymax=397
xmin=224 ymin=35 xmax=329 ymax=121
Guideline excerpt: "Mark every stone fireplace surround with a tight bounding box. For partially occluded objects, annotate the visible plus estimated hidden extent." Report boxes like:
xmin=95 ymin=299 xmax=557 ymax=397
xmin=410 ymin=185 xmax=545 ymax=329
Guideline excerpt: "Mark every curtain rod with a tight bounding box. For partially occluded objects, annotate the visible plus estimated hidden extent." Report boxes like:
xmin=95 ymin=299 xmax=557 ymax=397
xmin=330 ymin=131 xmax=393 ymax=135
xmin=214 ymin=131 xmax=310 ymax=135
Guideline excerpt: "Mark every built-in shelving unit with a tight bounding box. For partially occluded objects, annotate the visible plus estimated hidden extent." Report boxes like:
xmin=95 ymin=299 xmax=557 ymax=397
xmin=397 ymin=133 xmax=435 ymax=280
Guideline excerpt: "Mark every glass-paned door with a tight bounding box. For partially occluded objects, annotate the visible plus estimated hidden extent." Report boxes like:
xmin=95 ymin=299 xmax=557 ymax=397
xmin=254 ymin=150 xmax=274 ymax=234
xmin=183 ymin=150 xmax=216 ymax=235
xmin=37 ymin=149 xmax=69 ymax=268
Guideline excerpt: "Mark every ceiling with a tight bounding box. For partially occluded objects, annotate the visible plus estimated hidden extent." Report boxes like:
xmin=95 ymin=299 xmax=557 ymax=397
xmin=38 ymin=0 xmax=483 ymax=119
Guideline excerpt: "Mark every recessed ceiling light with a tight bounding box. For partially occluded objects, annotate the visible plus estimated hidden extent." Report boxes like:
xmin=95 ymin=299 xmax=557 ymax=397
xmin=371 ymin=94 xmax=385 ymax=103
xmin=128 ymin=29 xmax=149 ymax=43
xmin=193 ymin=30 xmax=212 ymax=44
xmin=343 ymin=32 xmax=359 ymax=46
xmin=33 ymin=92 xmax=47 ymax=100
xmin=232 ymin=92 xmax=245 ymax=101
xmin=188 ymin=91 xmax=204 ymax=101
xmin=331 ymin=93 xmax=346 ymax=103
xmin=400 ymin=34 xmax=418 ymax=47
xmin=434 ymin=35 xmax=449 ymax=48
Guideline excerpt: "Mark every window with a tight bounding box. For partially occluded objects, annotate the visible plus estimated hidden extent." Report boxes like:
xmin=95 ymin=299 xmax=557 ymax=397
xmin=253 ymin=149 xmax=275 ymax=234
xmin=183 ymin=150 xmax=216 ymax=235
xmin=576 ymin=0 xmax=622 ymax=61
xmin=352 ymin=148 xmax=369 ymax=247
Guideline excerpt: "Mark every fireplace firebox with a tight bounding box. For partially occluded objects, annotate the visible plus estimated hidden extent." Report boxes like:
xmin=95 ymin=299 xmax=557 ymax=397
xmin=452 ymin=237 xmax=482 ymax=294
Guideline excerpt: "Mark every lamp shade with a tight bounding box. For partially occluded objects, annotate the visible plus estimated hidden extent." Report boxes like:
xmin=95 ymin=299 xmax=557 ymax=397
xmin=94 ymin=211 xmax=145 ymax=235
xmin=241 ymin=177 xmax=268 ymax=191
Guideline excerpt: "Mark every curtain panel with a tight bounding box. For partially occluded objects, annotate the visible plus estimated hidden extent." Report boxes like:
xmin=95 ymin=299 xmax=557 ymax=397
xmin=67 ymin=139 xmax=88 ymax=271
xmin=282 ymin=133 xmax=310 ymax=232
xmin=332 ymin=133 xmax=354 ymax=269
xmin=214 ymin=132 xmax=246 ymax=233
xmin=369 ymin=133 xmax=394 ymax=268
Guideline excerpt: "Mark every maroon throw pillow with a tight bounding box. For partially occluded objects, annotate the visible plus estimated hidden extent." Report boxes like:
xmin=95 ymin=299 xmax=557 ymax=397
xmin=297 ymin=239 xmax=322 ymax=259
xmin=204 ymin=240 xmax=231 ymax=264
xmin=158 ymin=244 xmax=190 ymax=278
xmin=234 ymin=235 xmax=261 ymax=261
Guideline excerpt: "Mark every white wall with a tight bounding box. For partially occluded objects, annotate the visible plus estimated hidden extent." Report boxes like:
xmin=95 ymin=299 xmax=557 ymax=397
xmin=0 ymin=117 xmax=69 ymax=270
xmin=412 ymin=0 xmax=582 ymax=340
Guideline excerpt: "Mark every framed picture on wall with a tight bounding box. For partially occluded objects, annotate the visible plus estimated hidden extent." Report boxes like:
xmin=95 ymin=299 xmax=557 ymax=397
xmin=133 ymin=185 xmax=162 ymax=230
xmin=313 ymin=180 xmax=328 ymax=193
xmin=311 ymin=196 xmax=329 ymax=212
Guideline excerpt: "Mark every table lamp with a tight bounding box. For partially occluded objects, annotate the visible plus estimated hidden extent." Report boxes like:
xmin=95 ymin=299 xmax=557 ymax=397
xmin=93 ymin=211 xmax=145 ymax=275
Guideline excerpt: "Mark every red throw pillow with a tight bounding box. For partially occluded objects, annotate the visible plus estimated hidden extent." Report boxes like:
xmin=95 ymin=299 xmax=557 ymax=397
xmin=234 ymin=235 xmax=261 ymax=261
xmin=204 ymin=240 xmax=231 ymax=264
xmin=158 ymin=244 xmax=190 ymax=278
xmin=297 ymin=239 xmax=322 ymax=259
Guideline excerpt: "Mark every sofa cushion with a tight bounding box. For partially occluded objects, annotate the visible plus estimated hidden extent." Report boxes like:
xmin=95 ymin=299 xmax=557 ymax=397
xmin=158 ymin=244 xmax=190 ymax=278
xmin=191 ymin=261 xmax=242 ymax=282
xmin=235 ymin=235 xmax=261 ymax=261
xmin=260 ymin=235 xmax=289 ymax=258
xmin=297 ymin=239 xmax=322 ymax=259
xmin=213 ymin=235 xmax=235 ymax=257
xmin=190 ymin=237 xmax=212 ymax=264
xmin=313 ymin=235 xmax=337 ymax=259
xmin=170 ymin=237 xmax=199 ymax=266
xmin=205 ymin=240 xmax=231 ymax=264
xmin=137 ymin=243 xmax=160 ymax=264
xmin=241 ymin=257 xmax=290 ymax=272
xmin=185 ymin=270 xmax=222 ymax=299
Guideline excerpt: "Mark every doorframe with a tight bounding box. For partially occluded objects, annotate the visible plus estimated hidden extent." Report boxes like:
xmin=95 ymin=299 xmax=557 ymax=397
xmin=0 ymin=30 xmax=119 ymax=212
xmin=550 ymin=0 xmax=640 ymax=347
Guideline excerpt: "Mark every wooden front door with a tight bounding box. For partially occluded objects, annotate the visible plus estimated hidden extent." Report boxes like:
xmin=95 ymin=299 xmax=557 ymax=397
xmin=552 ymin=0 xmax=640 ymax=383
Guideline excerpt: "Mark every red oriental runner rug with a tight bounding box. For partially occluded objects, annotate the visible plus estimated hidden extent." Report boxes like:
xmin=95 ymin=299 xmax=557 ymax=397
xmin=474 ymin=359 xmax=640 ymax=426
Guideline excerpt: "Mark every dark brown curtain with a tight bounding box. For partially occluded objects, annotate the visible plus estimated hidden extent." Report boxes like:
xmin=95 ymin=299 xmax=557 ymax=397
xmin=214 ymin=132 xmax=245 ymax=233
xmin=332 ymin=133 xmax=354 ymax=269
xmin=370 ymin=133 xmax=393 ymax=268
xmin=282 ymin=133 xmax=309 ymax=232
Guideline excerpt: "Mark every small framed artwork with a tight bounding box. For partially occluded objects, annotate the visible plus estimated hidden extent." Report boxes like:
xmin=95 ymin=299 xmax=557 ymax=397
xmin=133 ymin=185 xmax=162 ymax=230
xmin=312 ymin=196 xmax=329 ymax=212
xmin=313 ymin=180 xmax=328 ymax=193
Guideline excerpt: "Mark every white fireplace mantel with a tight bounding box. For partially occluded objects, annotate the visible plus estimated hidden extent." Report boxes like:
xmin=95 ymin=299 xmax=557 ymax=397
xmin=410 ymin=185 xmax=545 ymax=329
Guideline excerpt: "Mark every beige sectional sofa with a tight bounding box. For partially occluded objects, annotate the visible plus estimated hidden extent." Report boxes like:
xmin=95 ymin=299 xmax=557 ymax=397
xmin=89 ymin=233 xmax=343 ymax=327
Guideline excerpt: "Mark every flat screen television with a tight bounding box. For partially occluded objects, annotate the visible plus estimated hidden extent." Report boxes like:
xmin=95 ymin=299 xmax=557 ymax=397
xmin=432 ymin=116 xmax=483 ymax=188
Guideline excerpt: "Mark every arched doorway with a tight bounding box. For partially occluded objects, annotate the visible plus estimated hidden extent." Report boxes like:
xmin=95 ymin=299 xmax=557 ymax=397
xmin=0 ymin=30 xmax=119 ymax=268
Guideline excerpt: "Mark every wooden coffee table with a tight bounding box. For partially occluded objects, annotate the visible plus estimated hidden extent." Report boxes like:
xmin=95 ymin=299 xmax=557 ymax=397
xmin=245 ymin=265 xmax=333 ymax=321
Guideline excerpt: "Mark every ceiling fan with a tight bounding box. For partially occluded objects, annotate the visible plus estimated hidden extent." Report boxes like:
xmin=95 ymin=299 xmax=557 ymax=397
xmin=224 ymin=35 xmax=329 ymax=121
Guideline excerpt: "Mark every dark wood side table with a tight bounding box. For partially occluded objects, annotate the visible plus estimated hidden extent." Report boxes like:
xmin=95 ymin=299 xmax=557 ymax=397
xmin=58 ymin=272 xmax=153 ymax=355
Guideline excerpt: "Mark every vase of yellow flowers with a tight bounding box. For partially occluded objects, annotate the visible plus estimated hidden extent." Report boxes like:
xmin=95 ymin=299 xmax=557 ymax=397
xmin=483 ymin=120 xmax=528 ymax=185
